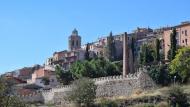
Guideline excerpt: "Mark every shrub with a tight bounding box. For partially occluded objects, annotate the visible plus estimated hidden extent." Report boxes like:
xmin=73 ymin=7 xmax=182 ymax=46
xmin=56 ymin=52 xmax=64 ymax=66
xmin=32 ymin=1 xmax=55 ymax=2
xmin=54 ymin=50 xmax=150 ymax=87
xmin=130 ymin=103 xmax=154 ymax=107
xmin=67 ymin=78 xmax=97 ymax=107
xmin=167 ymin=85 xmax=189 ymax=107
xmin=99 ymin=99 xmax=118 ymax=107
xmin=155 ymin=102 xmax=169 ymax=107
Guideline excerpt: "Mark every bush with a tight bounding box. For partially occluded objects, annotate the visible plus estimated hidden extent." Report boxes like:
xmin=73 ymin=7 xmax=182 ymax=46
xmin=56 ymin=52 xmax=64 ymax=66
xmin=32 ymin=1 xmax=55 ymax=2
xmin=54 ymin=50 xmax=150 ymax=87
xmin=67 ymin=78 xmax=97 ymax=107
xmin=167 ymin=85 xmax=189 ymax=107
xmin=147 ymin=64 xmax=171 ymax=86
xmin=155 ymin=102 xmax=169 ymax=107
xmin=99 ymin=99 xmax=118 ymax=107
xmin=130 ymin=103 xmax=154 ymax=107
xmin=70 ymin=58 xmax=121 ymax=79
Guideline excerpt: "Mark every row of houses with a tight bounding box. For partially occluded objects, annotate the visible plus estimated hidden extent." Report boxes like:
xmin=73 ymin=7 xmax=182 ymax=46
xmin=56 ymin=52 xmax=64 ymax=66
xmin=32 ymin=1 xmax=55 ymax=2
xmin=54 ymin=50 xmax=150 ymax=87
xmin=3 ymin=21 xmax=190 ymax=96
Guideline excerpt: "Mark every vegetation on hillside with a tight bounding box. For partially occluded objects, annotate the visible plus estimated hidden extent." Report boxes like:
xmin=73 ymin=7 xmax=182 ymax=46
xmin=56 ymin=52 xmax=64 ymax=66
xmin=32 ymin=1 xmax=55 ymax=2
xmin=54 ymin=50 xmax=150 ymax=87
xmin=169 ymin=28 xmax=177 ymax=61
xmin=169 ymin=47 xmax=190 ymax=83
xmin=66 ymin=78 xmax=97 ymax=107
xmin=70 ymin=58 xmax=121 ymax=79
xmin=55 ymin=65 xmax=73 ymax=85
xmin=105 ymin=32 xmax=116 ymax=61
xmin=139 ymin=44 xmax=155 ymax=66
xmin=147 ymin=64 xmax=171 ymax=86
xmin=0 ymin=77 xmax=28 ymax=107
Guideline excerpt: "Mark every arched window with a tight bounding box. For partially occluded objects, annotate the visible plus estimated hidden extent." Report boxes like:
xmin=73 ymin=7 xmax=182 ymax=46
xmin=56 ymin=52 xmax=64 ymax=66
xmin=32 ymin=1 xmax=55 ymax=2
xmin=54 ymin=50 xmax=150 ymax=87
xmin=76 ymin=40 xmax=78 ymax=46
xmin=72 ymin=40 xmax=74 ymax=46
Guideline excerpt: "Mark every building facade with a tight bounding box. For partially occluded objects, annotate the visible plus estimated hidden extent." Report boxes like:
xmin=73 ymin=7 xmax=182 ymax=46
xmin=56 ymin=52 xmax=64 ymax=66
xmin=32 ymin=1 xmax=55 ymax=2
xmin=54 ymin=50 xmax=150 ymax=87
xmin=51 ymin=50 xmax=85 ymax=70
xmin=27 ymin=67 xmax=59 ymax=87
xmin=163 ymin=22 xmax=190 ymax=60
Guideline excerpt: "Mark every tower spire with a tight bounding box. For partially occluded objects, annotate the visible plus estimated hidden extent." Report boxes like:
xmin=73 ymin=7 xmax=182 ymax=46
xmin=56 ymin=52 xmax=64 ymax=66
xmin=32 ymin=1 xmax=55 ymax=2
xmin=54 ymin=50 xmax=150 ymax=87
xmin=72 ymin=28 xmax=78 ymax=36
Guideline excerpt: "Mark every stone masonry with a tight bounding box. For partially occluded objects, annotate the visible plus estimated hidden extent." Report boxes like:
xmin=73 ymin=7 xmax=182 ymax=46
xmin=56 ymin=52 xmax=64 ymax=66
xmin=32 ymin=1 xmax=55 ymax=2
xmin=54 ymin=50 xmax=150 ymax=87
xmin=18 ymin=70 xmax=155 ymax=104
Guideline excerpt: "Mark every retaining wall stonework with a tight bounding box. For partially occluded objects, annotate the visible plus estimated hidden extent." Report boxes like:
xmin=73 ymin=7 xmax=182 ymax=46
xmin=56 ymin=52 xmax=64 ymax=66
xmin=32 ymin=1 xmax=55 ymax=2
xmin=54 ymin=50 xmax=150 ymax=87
xmin=18 ymin=71 xmax=155 ymax=104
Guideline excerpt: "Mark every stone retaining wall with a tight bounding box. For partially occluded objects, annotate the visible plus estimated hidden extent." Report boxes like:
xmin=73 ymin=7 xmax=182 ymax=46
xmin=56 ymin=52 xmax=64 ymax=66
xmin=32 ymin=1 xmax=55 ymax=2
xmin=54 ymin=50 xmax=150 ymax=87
xmin=18 ymin=71 xmax=155 ymax=104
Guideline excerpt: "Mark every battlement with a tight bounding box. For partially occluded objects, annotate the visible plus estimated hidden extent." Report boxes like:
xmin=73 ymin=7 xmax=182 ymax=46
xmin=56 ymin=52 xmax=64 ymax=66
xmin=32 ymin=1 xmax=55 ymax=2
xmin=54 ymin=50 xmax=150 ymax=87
xmin=18 ymin=71 xmax=141 ymax=98
xmin=93 ymin=71 xmax=140 ymax=82
xmin=17 ymin=70 xmax=155 ymax=104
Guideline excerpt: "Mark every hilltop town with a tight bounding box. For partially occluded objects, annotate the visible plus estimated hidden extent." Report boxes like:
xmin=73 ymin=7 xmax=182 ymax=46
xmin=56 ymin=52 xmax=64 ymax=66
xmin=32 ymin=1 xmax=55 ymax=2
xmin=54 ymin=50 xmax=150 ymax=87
xmin=1 ymin=21 xmax=190 ymax=107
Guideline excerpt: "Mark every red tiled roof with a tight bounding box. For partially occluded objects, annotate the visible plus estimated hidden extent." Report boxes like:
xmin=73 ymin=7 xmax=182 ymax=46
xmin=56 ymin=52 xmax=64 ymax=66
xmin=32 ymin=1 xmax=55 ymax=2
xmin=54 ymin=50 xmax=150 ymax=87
xmin=5 ymin=76 xmax=27 ymax=84
xmin=17 ymin=88 xmax=34 ymax=96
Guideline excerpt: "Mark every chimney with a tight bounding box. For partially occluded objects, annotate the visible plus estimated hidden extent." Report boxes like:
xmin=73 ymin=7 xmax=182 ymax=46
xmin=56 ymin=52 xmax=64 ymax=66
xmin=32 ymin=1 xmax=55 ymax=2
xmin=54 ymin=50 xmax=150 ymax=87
xmin=123 ymin=32 xmax=128 ymax=76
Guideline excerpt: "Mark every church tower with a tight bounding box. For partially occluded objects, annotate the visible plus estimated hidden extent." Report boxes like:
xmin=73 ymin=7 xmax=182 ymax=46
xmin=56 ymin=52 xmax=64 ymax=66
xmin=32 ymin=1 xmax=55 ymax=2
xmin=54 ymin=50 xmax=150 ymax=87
xmin=68 ymin=28 xmax=81 ymax=51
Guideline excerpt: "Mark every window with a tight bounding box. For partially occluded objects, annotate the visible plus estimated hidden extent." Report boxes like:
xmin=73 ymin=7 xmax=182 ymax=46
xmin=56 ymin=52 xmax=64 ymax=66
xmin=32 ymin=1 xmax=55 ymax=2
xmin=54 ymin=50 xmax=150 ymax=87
xmin=185 ymin=30 xmax=187 ymax=36
xmin=182 ymin=31 xmax=184 ymax=34
xmin=176 ymin=32 xmax=179 ymax=38
xmin=185 ymin=39 xmax=188 ymax=45
xmin=182 ymin=40 xmax=184 ymax=43
xmin=76 ymin=40 xmax=78 ymax=46
xmin=72 ymin=40 xmax=74 ymax=46
xmin=51 ymin=79 xmax=54 ymax=82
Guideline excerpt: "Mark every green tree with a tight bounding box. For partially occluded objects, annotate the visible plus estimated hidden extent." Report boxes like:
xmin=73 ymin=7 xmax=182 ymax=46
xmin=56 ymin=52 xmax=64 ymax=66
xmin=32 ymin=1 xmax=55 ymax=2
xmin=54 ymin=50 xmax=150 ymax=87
xmin=85 ymin=43 xmax=90 ymax=60
xmin=41 ymin=77 xmax=50 ymax=85
xmin=105 ymin=32 xmax=116 ymax=61
xmin=139 ymin=44 xmax=155 ymax=66
xmin=100 ymin=99 xmax=118 ymax=107
xmin=147 ymin=64 xmax=171 ymax=86
xmin=169 ymin=47 xmax=190 ymax=83
xmin=70 ymin=58 xmax=121 ymax=78
xmin=55 ymin=65 xmax=73 ymax=85
xmin=131 ymin=37 xmax=135 ymax=62
xmin=170 ymin=28 xmax=177 ymax=60
xmin=0 ymin=77 xmax=27 ymax=107
xmin=67 ymin=78 xmax=97 ymax=107
xmin=155 ymin=39 xmax=160 ymax=62
xmin=168 ymin=85 xmax=189 ymax=107
xmin=70 ymin=60 xmax=95 ymax=78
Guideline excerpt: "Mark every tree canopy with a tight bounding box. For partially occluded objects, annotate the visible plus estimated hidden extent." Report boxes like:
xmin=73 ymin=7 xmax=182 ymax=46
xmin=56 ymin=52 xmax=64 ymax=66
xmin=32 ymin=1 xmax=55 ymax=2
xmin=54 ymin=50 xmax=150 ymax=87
xmin=0 ymin=77 xmax=27 ymax=107
xmin=139 ymin=44 xmax=155 ymax=66
xmin=155 ymin=39 xmax=160 ymax=62
xmin=169 ymin=28 xmax=177 ymax=61
xmin=147 ymin=64 xmax=171 ymax=86
xmin=70 ymin=58 xmax=121 ymax=79
xmin=55 ymin=65 xmax=73 ymax=85
xmin=169 ymin=47 xmax=190 ymax=83
xmin=84 ymin=43 xmax=90 ymax=60
xmin=67 ymin=78 xmax=97 ymax=107
xmin=105 ymin=32 xmax=116 ymax=61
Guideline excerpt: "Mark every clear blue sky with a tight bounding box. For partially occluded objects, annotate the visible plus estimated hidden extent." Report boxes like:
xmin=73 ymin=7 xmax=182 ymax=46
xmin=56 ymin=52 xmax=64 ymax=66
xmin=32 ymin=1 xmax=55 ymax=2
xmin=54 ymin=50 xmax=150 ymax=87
xmin=0 ymin=0 xmax=190 ymax=73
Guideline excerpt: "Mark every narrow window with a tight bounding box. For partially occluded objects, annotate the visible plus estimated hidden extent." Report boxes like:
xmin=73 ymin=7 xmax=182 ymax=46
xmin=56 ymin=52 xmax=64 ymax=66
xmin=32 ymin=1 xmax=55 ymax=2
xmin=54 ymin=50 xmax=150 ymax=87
xmin=76 ymin=40 xmax=78 ymax=46
xmin=72 ymin=40 xmax=74 ymax=46
xmin=185 ymin=30 xmax=187 ymax=36
xmin=185 ymin=39 xmax=188 ymax=45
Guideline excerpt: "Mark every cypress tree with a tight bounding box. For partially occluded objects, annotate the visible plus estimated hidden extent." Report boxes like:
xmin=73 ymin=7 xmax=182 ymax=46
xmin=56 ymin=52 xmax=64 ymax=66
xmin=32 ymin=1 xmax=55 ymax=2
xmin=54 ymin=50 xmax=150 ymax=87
xmin=155 ymin=39 xmax=160 ymax=62
xmin=170 ymin=28 xmax=177 ymax=60
xmin=105 ymin=32 xmax=116 ymax=61
xmin=85 ymin=43 xmax=90 ymax=60
xmin=131 ymin=37 xmax=135 ymax=61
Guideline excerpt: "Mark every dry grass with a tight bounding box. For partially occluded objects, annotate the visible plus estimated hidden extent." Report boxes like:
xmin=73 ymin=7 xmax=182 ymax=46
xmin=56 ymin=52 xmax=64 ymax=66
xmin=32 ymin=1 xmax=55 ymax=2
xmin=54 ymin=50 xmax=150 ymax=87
xmin=95 ymin=84 xmax=190 ymax=105
xmin=129 ymin=84 xmax=190 ymax=99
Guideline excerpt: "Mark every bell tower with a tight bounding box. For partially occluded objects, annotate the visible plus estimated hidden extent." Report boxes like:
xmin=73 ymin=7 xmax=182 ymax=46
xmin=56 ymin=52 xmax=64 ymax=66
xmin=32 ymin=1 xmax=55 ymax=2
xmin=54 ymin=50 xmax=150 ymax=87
xmin=68 ymin=28 xmax=81 ymax=51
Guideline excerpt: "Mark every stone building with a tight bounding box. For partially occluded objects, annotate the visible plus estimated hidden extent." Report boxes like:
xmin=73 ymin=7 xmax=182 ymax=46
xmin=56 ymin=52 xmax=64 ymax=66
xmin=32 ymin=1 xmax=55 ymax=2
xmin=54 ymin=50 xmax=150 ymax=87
xmin=45 ymin=29 xmax=85 ymax=70
xmin=163 ymin=21 xmax=190 ymax=60
xmin=27 ymin=67 xmax=59 ymax=87
xmin=51 ymin=50 xmax=85 ymax=70
xmin=68 ymin=28 xmax=81 ymax=51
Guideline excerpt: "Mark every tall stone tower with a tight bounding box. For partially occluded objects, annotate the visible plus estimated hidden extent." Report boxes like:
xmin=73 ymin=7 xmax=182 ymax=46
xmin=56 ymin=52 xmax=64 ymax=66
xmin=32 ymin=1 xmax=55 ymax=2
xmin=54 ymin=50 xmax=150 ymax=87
xmin=123 ymin=32 xmax=129 ymax=76
xmin=69 ymin=28 xmax=81 ymax=51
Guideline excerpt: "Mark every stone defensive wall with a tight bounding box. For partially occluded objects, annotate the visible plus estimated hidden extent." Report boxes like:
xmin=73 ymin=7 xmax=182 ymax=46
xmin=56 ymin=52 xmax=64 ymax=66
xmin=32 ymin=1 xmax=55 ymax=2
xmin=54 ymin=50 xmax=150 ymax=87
xmin=18 ymin=71 xmax=155 ymax=104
